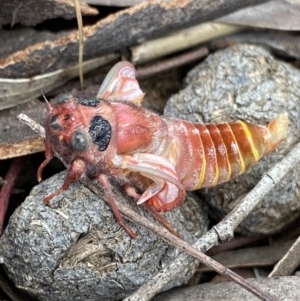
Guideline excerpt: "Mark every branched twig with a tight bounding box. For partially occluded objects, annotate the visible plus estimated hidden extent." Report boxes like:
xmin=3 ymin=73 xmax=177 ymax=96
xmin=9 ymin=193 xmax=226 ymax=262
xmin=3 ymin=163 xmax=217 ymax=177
xmin=18 ymin=114 xmax=281 ymax=301
xmin=125 ymin=143 xmax=300 ymax=301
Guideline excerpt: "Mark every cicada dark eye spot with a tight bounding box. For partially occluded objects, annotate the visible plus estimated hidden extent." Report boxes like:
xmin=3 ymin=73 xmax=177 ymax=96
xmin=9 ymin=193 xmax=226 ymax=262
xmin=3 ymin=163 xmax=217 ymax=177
xmin=71 ymin=130 xmax=90 ymax=152
xmin=49 ymin=114 xmax=58 ymax=124
xmin=89 ymin=116 xmax=112 ymax=151
xmin=57 ymin=93 xmax=74 ymax=104
xmin=49 ymin=114 xmax=63 ymax=131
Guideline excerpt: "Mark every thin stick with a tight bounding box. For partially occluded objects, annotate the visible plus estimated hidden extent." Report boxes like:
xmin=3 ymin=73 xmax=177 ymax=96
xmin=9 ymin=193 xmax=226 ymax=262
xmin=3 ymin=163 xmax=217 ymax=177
xmin=74 ymin=0 xmax=84 ymax=89
xmin=135 ymin=46 xmax=209 ymax=79
xmin=208 ymin=235 xmax=266 ymax=256
xmin=18 ymin=114 xmax=278 ymax=301
xmin=18 ymin=114 xmax=45 ymax=139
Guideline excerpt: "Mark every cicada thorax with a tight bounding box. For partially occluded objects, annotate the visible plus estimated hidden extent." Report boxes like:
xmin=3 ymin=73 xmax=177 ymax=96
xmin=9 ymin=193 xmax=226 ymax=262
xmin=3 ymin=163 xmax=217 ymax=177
xmin=185 ymin=113 xmax=289 ymax=190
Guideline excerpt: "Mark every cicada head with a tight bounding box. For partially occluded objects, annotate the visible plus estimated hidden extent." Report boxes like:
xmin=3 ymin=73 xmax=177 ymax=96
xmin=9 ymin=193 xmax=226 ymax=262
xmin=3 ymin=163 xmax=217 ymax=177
xmin=45 ymin=94 xmax=116 ymax=162
xmin=44 ymin=95 xmax=82 ymax=158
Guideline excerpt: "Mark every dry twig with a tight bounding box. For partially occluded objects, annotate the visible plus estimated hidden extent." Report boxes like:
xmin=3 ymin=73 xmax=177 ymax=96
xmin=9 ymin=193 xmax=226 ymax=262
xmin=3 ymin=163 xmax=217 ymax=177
xmin=125 ymin=141 xmax=300 ymax=301
xmin=208 ymin=235 xmax=266 ymax=256
xmin=136 ymin=46 xmax=209 ymax=79
xmin=131 ymin=22 xmax=242 ymax=64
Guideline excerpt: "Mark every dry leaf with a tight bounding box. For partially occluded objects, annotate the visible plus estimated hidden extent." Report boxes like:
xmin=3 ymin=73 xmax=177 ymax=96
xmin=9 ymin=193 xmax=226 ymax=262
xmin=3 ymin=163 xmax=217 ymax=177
xmin=211 ymin=31 xmax=300 ymax=60
xmin=219 ymin=0 xmax=300 ymax=30
xmin=269 ymin=236 xmax=300 ymax=277
xmin=0 ymin=55 xmax=118 ymax=110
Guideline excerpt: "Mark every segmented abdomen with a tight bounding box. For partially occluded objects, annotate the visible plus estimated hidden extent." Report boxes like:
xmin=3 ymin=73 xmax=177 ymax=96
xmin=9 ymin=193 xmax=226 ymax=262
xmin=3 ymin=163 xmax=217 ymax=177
xmin=193 ymin=121 xmax=260 ymax=188
xmin=178 ymin=114 xmax=288 ymax=190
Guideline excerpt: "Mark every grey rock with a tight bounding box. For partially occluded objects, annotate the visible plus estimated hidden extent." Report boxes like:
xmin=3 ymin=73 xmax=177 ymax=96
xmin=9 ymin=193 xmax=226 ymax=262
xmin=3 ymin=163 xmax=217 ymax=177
xmin=0 ymin=172 xmax=208 ymax=301
xmin=164 ymin=44 xmax=300 ymax=234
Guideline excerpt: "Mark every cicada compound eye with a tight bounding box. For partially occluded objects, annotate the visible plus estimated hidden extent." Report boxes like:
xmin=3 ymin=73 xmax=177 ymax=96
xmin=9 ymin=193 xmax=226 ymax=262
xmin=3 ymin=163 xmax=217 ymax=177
xmin=71 ymin=130 xmax=90 ymax=152
xmin=57 ymin=93 xmax=74 ymax=104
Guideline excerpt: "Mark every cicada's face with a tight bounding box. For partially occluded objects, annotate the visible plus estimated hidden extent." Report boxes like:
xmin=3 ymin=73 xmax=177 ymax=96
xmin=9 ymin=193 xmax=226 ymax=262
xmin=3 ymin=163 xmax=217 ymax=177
xmin=45 ymin=94 xmax=114 ymax=162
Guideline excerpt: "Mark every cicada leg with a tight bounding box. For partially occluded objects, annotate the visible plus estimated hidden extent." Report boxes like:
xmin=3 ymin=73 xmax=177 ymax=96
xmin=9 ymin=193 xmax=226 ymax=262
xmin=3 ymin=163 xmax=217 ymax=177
xmin=37 ymin=136 xmax=54 ymax=182
xmin=37 ymin=157 xmax=53 ymax=182
xmin=44 ymin=159 xmax=86 ymax=204
xmin=99 ymin=175 xmax=137 ymax=239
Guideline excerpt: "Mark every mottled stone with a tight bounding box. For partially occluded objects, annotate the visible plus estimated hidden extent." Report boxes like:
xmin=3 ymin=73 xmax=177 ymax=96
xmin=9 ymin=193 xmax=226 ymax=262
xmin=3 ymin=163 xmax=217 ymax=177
xmin=0 ymin=172 xmax=208 ymax=301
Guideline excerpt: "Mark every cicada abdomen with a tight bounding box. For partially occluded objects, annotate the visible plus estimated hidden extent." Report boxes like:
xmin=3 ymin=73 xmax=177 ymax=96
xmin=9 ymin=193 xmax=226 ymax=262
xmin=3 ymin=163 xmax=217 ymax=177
xmin=191 ymin=113 xmax=289 ymax=189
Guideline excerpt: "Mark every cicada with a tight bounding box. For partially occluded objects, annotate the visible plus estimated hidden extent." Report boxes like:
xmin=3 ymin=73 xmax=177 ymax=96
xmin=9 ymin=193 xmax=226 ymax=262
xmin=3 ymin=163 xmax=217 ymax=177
xmin=38 ymin=61 xmax=289 ymax=238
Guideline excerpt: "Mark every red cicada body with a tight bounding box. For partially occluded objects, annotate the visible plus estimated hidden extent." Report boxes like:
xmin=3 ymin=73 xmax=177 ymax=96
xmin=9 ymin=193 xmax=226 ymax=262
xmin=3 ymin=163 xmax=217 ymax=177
xmin=38 ymin=61 xmax=289 ymax=238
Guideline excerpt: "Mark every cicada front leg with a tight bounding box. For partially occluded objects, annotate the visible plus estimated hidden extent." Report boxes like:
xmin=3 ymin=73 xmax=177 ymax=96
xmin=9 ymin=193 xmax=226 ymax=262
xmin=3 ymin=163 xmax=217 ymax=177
xmin=43 ymin=159 xmax=86 ymax=204
xmin=99 ymin=175 xmax=137 ymax=238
